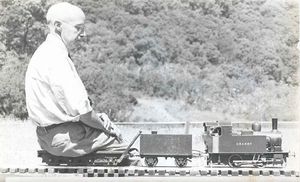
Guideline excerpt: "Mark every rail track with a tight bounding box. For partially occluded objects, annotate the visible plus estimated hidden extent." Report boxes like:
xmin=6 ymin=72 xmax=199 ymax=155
xmin=1 ymin=166 xmax=299 ymax=177
xmin=1 ymin=121 xmax=299 ymax=180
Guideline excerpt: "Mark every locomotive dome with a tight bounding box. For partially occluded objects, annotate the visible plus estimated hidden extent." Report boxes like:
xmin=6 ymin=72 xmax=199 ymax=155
xmin=252 ymin=122 xmax=262 ymax=132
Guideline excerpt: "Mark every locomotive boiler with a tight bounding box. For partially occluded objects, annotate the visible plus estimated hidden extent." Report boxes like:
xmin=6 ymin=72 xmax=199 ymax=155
xmin=202 ymin=118 xmax=289 ymax=167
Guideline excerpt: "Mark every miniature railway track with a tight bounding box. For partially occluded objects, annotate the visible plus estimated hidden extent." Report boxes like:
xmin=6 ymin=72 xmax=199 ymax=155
xmin=1 ymin=167 xmax=299 ymax=177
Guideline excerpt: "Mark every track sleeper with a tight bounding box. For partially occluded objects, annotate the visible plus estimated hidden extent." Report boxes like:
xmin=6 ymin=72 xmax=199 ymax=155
xmin=252 ymin=170 xmax=260 ymax=176
xmin=242 ymin=170 xmax=249 ymax=176
xmin=97 ymin=169 xmax=105 ymax=177
xmin=28 ymin=168 xmax=36 ymax=173
xmin=284 ymin=170 xmax=292 ymax=176
xmin=179 ymin=170 xmax=186 ymax=176
xmin=221 ymin=170 xmax=228 ymax=176
xmin=37 ymin=168 xmax=46 ymax=174
xmin=273 ymin=170 xmax=280 ymax=176
xmin=128 ymin=169 xmax=135 ymax=176
xmin=210 ymin=169 xmax=218 ymax=176
xmin=108 ymin=168 xmax=114 ymax=177
xmin=0 ymin=168 xmax=9 ymax=173
xmin=158 ymin=169 xmax=166 ymax=176
xmin=87 ymin=168 xmax=94 ymax=177
xmin=148 ymin=169 xmax=155 ymax=176
xmin=118 ymin=168 xmax=125 ymax=177
xmin=47 ymin=168 xmax=55 ymax=174
xmin=231 ymin=170 xmax=239 ymax=176
xmin=262 ymin=170 xmax=270 ymax=176
xmin=77 ymin=168 xmax=85 ymax=174
xmin=190 ymin=169 xmax=199 ymax=176
xmin=167 ymin=169 xmax=175 ymax=176
xmin=19 ymin=168 xmax=27 ymax=173
xmin=138 ymin=169 xmax=145 ymax=176
xmin=200 ymin=170 xmax=208 ymax=176
xmin=9 ymin=168 xmax=18 ymax=173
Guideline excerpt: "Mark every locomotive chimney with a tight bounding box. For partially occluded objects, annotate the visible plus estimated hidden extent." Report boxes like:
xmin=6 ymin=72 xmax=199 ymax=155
xmin=272 ymin=118 xmax=278 ymax=131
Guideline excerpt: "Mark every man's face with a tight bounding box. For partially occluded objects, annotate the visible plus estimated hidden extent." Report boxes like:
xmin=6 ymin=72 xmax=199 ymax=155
xmin=59 ymin=15 xmax=85 ymax=46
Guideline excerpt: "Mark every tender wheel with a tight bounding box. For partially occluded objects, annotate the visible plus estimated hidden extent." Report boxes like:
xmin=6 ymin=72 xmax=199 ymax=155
xmin=228 ymin=154 xmax=242 ymax=168
xmin=144 ymin=157 xmax=158 ymax=167
xmin=175 ymin=157 xmax=188 ymax=167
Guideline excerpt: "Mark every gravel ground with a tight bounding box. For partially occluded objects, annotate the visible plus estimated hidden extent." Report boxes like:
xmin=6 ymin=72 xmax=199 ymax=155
xmin=0 ymin=119 xmax=299 ymax=170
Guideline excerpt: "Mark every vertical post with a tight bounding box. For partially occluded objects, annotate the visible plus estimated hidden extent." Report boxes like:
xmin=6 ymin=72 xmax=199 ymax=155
xmin=184 ymin=121 xmax=190 ymax=134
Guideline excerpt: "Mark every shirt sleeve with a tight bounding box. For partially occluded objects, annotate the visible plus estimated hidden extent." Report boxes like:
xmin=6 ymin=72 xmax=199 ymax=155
xmin=48 ymin=55 xmax=92 ymax=119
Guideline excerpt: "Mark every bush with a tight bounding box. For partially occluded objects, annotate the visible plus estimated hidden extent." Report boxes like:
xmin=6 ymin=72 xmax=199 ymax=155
xmin=0 ymin=0 xmax=298 ymax=121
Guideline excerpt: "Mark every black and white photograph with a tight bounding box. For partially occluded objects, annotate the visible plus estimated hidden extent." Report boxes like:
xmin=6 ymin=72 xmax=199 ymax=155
xmin=0 ymin=0 xmax=299 ymax=181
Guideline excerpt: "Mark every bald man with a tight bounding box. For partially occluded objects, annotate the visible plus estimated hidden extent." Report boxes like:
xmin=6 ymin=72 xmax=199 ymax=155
xmin=25 ymin=2 xmax=129 ymax=158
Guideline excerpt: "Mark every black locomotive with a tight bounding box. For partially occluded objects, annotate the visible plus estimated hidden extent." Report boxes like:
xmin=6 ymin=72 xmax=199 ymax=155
xmin=203 ymin=118 xmax=289 ymax=167
xmin=37 ymin=118 xmax=289 ymax=168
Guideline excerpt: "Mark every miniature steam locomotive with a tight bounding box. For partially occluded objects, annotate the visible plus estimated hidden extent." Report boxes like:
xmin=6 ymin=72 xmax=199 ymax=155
xmin=37 ymin=118 xmax=289 ymax=168
xmin=202 ymin=118 xmax=289 ymax=168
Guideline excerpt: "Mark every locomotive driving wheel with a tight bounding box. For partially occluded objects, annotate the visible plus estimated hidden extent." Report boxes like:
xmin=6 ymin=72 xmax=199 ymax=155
xmin=175 ymin=157 xmax=188 ymax=167
xmin=228 ymin=154 xmax=242 ymax=168
xmin=144 ymin=157 xmax=158 ymax=167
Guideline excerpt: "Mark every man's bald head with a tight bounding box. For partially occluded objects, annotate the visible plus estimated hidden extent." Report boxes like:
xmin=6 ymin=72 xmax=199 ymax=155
xmin=46 ymin=2 xmax=85 ymax=26
xmin=46 ymin=2 xmax=86 ymax=47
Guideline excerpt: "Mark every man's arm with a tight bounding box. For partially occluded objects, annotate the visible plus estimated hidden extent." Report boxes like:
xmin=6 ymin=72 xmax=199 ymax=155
xmin=80 ymin=110 xmax=105 ymax=130
xmin=80 ymin=110 xmax=123 ymax=142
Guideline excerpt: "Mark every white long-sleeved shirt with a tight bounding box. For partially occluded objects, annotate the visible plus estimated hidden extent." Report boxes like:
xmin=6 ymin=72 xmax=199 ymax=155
xmin=25 ymin=33 xmax=92 ymax=127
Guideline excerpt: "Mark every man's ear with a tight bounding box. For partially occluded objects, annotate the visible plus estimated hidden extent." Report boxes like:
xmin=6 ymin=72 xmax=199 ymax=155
xmin=54 ymin=21 xmax=62 ymax=33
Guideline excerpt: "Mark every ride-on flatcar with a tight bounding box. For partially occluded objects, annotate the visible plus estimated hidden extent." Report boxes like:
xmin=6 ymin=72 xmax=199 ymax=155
xmin=38 ymin=131 xmax=142 ymax=166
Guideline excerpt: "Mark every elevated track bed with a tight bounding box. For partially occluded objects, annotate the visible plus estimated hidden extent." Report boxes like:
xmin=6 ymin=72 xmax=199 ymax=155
xmin=0 ymin=167 xmax=299 ymax=177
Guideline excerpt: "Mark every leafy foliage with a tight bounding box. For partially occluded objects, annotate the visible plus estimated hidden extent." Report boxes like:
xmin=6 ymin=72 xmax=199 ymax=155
xmin=0 ymin=0 xmax=298 ymax=121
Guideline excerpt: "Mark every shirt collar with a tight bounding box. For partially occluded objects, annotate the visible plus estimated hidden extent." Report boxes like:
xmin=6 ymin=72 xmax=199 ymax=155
xmin=46 ymin=33 xmax=69 ymax=56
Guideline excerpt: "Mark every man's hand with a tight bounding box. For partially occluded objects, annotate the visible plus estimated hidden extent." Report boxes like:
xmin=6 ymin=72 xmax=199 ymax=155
xmin=97 ymin=113 xmax=123 ymax=143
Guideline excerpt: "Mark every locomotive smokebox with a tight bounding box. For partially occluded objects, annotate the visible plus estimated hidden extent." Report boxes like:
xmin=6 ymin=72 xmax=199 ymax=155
xmin=272 ymin=118 xmax=278 ymax=131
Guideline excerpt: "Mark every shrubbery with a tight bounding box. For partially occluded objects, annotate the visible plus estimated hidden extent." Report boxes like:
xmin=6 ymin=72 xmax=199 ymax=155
xmin=0 ymin=0 xmax=298 ymax=121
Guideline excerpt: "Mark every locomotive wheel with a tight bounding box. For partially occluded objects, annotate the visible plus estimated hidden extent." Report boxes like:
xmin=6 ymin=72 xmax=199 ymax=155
xmin=175 ymin=157 xmax=188 ymax=167
xmin=144 ymin=157 xmax=158 ymax=167
xmin=228 ymin=154 xmax=242 ymax=168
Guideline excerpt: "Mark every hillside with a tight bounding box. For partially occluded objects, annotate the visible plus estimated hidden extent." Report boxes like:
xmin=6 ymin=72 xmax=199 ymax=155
xmin=0 ymin=0 xmax=299 ymax=121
